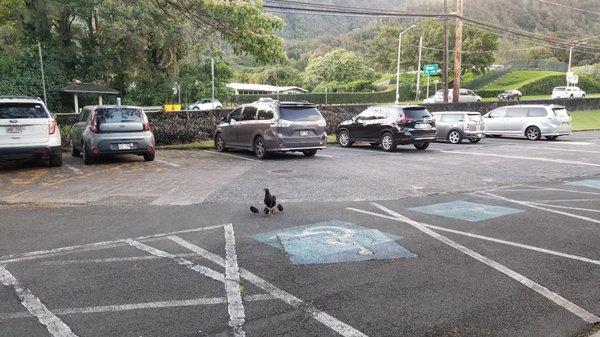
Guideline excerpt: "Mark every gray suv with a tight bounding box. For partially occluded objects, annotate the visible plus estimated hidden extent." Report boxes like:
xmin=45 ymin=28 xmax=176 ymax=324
xmin=432 ymin=111 xmax=485 ymax=144
xmin=214 ymin=99 xmax=327 ymax=159
xmin=70 ymin=105 xmax=155 ymax=165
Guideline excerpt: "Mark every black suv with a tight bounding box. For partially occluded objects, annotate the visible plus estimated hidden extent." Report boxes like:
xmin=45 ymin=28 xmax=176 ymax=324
xmin=336 ymin=105 xmax=436 ymax=151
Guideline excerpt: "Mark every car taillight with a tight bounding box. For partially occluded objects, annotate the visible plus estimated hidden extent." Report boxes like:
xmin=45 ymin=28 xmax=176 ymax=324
xmin=143 ymin=122 xmax=151 ymax=131
xmin=49 ymin=120 xmax=56 ymax=134
xmin=89 ymin=111 xmax=98 ymax=133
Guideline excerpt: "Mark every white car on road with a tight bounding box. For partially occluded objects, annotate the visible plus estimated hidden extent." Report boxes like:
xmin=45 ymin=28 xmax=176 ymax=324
xmin=551 ymin=86 xmax=586 ymax=99
xmin=0 ymin=96 xmax=62 ymax=166
xmin=188 ymin=99 xmax=223 ymax=111
xmin=424 ymin=89 xmax=482 ymax=103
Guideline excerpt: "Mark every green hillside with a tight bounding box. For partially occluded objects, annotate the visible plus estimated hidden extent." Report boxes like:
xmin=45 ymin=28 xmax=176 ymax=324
xmin=482 ymin=71 xmax=563 ymax=91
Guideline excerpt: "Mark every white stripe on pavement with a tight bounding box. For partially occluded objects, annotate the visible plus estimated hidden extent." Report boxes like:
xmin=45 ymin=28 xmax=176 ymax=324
xmin=39 ymin=253 xmax=199 ymax=265
xmin=0 ymin=266 xmax=78 ymax=336
xmin=126 ymin=239 xmax=224 ymax=283
xmin=155 ymin=159 xmax=180 ymax=167
xmin=527 ymin=202 xmax=600 ymax=214
xmin=65 ymin=165 xmax=83 ymax=175
xmin=346 ymin=207 xmax=600 ymax=267
xmin=501 ymin=145 xmax=600 ymax=154
xmin=370 ymin=203 xmax=600 ymax=324
xmin=440 ymin=150 xmax=600 ymax=167
xmin=0 ymin=294 xmax=277 ymax=321
xmin=168 ymin=236 xmax=368 ymax=337
xmin=209 ymin=151 xmax=261 ymax=162
xmin=223 ymin=224 xmax=246 ymax=337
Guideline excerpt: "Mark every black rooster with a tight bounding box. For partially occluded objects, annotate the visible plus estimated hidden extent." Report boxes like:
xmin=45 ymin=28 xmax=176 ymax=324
xmin=250 ymin=188 xmax=284 ymax=215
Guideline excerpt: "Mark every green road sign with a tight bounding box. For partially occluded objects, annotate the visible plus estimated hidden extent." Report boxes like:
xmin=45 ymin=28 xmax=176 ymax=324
xmin=423 ymin=64 xmax=439 ymax=76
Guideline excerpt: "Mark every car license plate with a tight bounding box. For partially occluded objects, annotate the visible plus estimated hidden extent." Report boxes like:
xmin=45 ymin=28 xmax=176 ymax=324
xmin=118 ymin=143 xmax=134 ymax=150
xmin=415 ymin=123 xmax=430 ymax=129
xmin=7 ymin=126 xmax=23 ymax=134
xmin=300 ymin=131 xmax=310 ymax=136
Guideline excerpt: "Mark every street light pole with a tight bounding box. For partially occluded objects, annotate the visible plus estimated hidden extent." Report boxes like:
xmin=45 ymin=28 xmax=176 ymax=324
xmin=37 ymin=42 xmax=47 ymax=104
xmin=211 ymin=57 xmax=215 ymax=110
xmin=567 ymin=35 xmax=600 ymax=86
xmin=415 ymin=35 xmax=423 ymax=101
xmin=395 ymin=25 xmax=416 ymax=105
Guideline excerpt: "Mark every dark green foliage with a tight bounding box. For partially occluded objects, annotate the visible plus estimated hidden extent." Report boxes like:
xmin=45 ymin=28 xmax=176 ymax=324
xmin=465 ymin=69 xmax=511 ymax=90
xmin=149 ymin=111 xmax=222 ymax=145
xmin=519 ymin=75 xmax=600 ymax=96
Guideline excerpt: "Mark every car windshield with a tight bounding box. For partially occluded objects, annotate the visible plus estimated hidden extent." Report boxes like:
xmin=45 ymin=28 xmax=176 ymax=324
xmin=554 ymin=87 xmax=566 ymax=92
xmin=279 ymin=107 xmax=323 ymax=121
xmin=0 ymin=103 xmax=49 ymax=119
xmin=468 ymin=114 xmax=482 ymax=122
xmin=403 ymin=108 xmax=431 ymax=120
xmin=95 ymin=108 xmax=144 ymax=123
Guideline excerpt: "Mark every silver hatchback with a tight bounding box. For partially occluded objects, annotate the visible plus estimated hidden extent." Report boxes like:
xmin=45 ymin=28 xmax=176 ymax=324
xmin=214 ymin=99 xmax=327 ymax=159
xmin=432 ymin=111 xmax=485 ymax=144
xmin=483 ymin=104 xmax=571 ymax=140
xmin=70 ymin=105 xmax=155 ymax=165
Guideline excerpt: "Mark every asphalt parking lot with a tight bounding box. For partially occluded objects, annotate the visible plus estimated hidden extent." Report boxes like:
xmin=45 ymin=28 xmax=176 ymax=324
xmin=2 ymin=132 xmax=600 ymax=337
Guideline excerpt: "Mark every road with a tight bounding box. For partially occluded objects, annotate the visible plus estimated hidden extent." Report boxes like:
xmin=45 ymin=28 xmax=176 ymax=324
xmin=1 ymin=132 xmax=600 ymax=337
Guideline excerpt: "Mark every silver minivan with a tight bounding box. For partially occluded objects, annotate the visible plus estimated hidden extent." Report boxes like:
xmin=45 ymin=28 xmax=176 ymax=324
xmin=70 ymin=105 xmax=155 ymax=165
xmin=483 ymin=104 xmax=571 ymax=140
xmin=432 ymin=111 xmax=485 ymax=144
xmin=214 ymin=99 xmax=327 ymax=159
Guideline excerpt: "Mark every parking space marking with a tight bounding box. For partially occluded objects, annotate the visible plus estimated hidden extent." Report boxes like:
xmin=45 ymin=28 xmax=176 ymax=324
xmin=567 ymin=180 xmax=600 ymax=190
xmin=501 ymin=145 xmax=600 ymax=154
xmin=223 ymin=224 xmax=246 ymax=337
xmin=38 ymin=253 xmax=199 ymax=265
xmin=208 ymin=151 xmax=262 ymax=162
xmin=0 ymin=224 xmax=223 ymax=265
xmin=369 ymin=203 xmax=600 ymax=324
xmin=315 ymin=154 xmax=334 ymax=158
xmin=477 ymin=192 xmax=600 ymax=226
xmin=0 ymin=295 xmax=277 ymax=321
xmin=155 ymin=159 xmax=180 ymax=167
xmin=169 ymin=236 xmax=369 ymax=337
xmin=520 ymin=185 xmax=600 ymax=196
xmin=527 ymin=202 xmax=600 ymax=214
xmin=65 ymin=165 xmax=83 ymax=175
xmin=408 ymin=200 xmax=524 ymax=222
xmin=0 ymin=266 xmax=78 ymax=337
xmin=126 ymin=239 xmax=225 ymax=282
xmin=346 ymin=207 xmax=600 ymax=267
xmin=439 ymin=150 xmax=600 ymax=167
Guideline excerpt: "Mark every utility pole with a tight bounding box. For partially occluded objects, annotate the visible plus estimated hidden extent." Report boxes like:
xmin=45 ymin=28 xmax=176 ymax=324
xmin=442 ymin=0 xmax=449 ymax=103
xmin=452 ymin=0 xmax=464 ymax=103
xmin=395 ymin=25 xmax=416 ymax=105
xmin=37 ymin=42 xmax=47 ymax=104
xmin=415 ymin=36 xmax=423 ymax=101
xmin=211 ymin=57 xmax=215 ymax=109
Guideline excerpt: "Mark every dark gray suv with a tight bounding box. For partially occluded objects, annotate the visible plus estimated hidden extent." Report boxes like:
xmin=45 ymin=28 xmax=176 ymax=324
xmin=214 ymin=99 xmax=327 ymax=159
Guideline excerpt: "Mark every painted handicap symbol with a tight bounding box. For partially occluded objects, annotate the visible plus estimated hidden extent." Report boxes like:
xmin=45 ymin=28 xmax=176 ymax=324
xmin=409 ymin=200 xmax=524 ymax=222
xmin=253 ymin=220 xmax=416 ymax=265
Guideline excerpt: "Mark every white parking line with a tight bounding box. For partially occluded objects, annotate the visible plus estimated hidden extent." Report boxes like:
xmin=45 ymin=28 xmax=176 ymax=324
xmin=520 ymin=185 xmax=600 ymax=196
xmin=527 ymin=202 xmax=600 ymax=214
xmin=0 ymin=266 xmax=78 ymax=336
xmin=501 ymin=145 xmax=600 ymax=154
xmin=126 ymin=239 xmax=225 ymax=282
xmin=346 ymin=207 xmax=600 ymax=267
xmin=39 ymin=253 xmax=199 ymax=265
xmin=223 ymin=224 xmax=246 ymax=337
xmin=369 ymin=203 xmax=600 ymax=324
xmin=477 ymin=192 xmax=600 ymax=225
xmin=65 ymin=165 xmax=83 ymax=175
xmin=209 ymin=151 xmax=261 ymax=162
xmin=0 ymin=294 xmax=277 ymax=321
xmin=440 ymin=150 xmax=600 ymax=167
xmin=315 ymin=154 xmax=334 ymax=158
xmin=169 ymin=236 xmax=368 ymax=337
xmin=155 ymin=159 xmax=180 ymax=167
xmin=0 ymin=224 xmax=223 ymax=265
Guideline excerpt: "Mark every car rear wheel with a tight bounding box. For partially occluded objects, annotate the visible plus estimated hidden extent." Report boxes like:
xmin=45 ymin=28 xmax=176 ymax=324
xmin=143 ymin=152 xmax=155 ymax=161
xmin=469 ymin=138 xmax=482 ymax=144
xmin=302 ymin=149 xmax=317 ymax=157
xmin=254 ymin=136 xmax=267 ymax=159
xmin=48 ymin=153 xmax=62 ymax=167
xmin=83 ymin=143 xmax=94 ymax=165
xmin=338 ymin=131 xmax=353 ymax=147
xmin=448 ymin=130 xmax=462 ymax=144
xmin=71 ymin=139 xmax=80 ymax=157
xmin=545 ymin=136 xmax=559 ymax=140
xmin=215 ymin=133 xmax=227 ymax=152
xmin=414 ymin=142 xmax=430 ymax=151
xmin=525 ymin=126 xmax=541 ymax=141
xmin=380 ymin=132 xmax=397 ymax=152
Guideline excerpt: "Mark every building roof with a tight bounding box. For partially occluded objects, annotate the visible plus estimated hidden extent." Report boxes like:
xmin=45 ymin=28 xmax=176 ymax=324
xmin=63 ymin=83 xmax=119 ymax=95
xmin=226 ymin=83 xmax=308 ymax=93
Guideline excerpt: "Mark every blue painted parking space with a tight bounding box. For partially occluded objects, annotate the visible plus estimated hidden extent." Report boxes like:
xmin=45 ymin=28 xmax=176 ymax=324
xmin=566 ymin=179 xmax=600 ymax=189
xmin=252 ymin=220 xmax=416 ymax=265
xmin=408 ymin=200 xmax=525 ymax=222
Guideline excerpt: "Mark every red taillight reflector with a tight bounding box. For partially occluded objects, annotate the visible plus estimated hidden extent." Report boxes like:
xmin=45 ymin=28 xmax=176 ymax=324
xmin=146 ymin=145 xmax=154 ymax=152
xmin=91 ymin=147 xmax=100 ymax=156
xmin=49 ymin=120 xmax=57 ymax=134
xmin=143 ymin=122 xmax=151 ymax=131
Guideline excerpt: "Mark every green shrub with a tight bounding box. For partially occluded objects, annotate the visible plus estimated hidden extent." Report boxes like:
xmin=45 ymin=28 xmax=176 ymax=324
xmin=231 ymin=89 xmax=413 ymax=105
xmin=520 ymin=74 xmax=600 ymax=95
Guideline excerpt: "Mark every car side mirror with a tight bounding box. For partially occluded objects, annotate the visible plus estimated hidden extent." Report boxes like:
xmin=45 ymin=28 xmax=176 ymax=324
xmin=230 ymin=119 xmax=237 ymax=126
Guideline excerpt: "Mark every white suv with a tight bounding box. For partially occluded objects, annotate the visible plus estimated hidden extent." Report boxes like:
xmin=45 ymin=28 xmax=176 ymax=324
xmin=552 ymin=86 xmax=586 ymax=99
xmin=188 ymin=99 xmax=223 ymax=111
xmin=0 ymin=97 xmax=62 ymax=166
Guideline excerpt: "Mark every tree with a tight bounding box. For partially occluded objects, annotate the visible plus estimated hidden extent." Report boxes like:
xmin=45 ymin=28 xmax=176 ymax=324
xmin=303 ymin=49 xmax=375 ymax=91
xmin=254 ymin=66 xmax=302 ymax=86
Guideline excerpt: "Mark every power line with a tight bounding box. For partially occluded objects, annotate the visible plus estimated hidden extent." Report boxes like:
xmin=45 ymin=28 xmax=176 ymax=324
xmin=537 ymin=0 xmax=600 ymax=16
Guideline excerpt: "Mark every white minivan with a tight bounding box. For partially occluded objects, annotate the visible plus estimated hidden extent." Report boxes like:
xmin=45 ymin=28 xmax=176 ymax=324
xmin=425 ymin=89 xmax=482 ymax=103
xmin=483 ymin=104 xmax=571 ymax=141
xmin=552 ymin=86 xmax=586 ymax=99
xmin=0 ymin=97 xmax=62 ymax=166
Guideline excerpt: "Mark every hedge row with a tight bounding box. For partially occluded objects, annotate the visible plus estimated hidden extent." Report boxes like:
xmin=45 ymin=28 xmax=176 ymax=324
xmin=520 ymin=74 xmax=600 ymax=96
xmin=230 ymin=88 xmax=413 ymax=105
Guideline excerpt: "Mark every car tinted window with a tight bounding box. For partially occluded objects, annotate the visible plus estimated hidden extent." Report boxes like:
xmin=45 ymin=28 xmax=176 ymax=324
xmin=403 ymin=108 xmax=432 ymax=120
xmin=240 ymin=106 xmax=257 ymax=121
xmin=0 ymin=103 xmax=49 ymax=119
xmin=468 ymin=114 xmax=482 ymax=122
xmin=229 ymin=108 xmax=241 ymax=121
xmin=440 ymin=114 xmax=463 ymax=123
xmin=80 ymin=108 xmax=91 ymax=121
xmin=506 ymin=108 xmax=527 ymax=118
xmin=96 ymin=108 xmax=144 ymax=123
xmin=257 ymin=109 xmax=274 ymax=120
xmin=489 ymin=108 xmax=506 ymax=118
xmin=279 ymin=107 xmax=323 ymax=121
xmin=528 ymin=108 xmax=548 ymax=117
